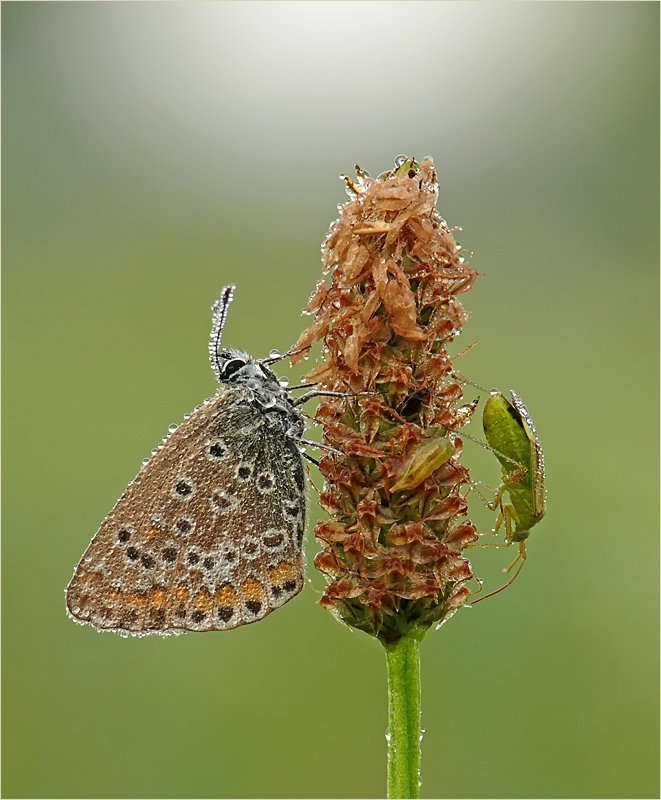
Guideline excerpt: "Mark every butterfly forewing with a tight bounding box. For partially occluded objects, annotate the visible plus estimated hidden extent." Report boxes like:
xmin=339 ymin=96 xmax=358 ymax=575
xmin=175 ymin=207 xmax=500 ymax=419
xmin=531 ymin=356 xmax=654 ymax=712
xmin=66 ymin=386 xmax=306 ymax=635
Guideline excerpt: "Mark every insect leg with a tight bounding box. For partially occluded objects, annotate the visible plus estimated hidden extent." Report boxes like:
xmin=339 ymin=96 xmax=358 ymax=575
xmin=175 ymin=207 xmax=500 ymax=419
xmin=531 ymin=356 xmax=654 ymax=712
xmin=503 ymin=540 xmax=527 ymax=574
xmin=485 ymin=483 xmax=508 ymax=513
xmin=258 ymin=345 xmax=312 ymax=367
xmin=503 ymin=466 xmax=528 ymax=485
xmin=469 ymin=558 xmax=527 ymax=604
xmin=292 ymin=389 xmax=374 ymax=406
xmin=298 ymin=437 xmax=344 ymax=457
xmin=466 ymin=502 xmax=516 ymax=548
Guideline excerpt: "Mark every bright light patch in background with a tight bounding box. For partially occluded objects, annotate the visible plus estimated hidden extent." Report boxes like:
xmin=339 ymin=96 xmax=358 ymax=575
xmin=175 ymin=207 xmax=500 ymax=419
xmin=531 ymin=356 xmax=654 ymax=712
xmin=22 ymin=1 xmax=644 ymax=211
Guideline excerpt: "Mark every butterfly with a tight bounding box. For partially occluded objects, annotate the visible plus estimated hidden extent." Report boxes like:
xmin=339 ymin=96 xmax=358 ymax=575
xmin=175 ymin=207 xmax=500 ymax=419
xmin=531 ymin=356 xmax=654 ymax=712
xmin=66 ymin=286 xmax=322 ymax=635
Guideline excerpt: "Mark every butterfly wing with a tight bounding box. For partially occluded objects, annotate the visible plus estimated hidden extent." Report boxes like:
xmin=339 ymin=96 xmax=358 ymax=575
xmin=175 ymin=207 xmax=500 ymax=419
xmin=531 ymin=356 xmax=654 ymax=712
xmin=66 ymin=388 xmax=306 ymax=634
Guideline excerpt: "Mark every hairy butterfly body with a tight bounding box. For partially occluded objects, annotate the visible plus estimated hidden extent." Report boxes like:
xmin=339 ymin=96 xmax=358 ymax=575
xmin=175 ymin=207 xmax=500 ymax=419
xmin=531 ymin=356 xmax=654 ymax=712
xmin=66 ymin=286 xmax=307 ymax=635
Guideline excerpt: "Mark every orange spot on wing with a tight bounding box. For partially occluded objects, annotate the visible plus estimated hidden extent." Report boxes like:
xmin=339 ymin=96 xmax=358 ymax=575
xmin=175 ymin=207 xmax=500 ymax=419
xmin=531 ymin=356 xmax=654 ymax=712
xmin=268 ymin=562 xmax=296 ymax=585
xmin=193 ymin=589 xmax=213 ymax=613
xmin=82 ymin=571 xmax=103 ymax=588
xmin=106 ymin=588 xmax=123 ymax=603
xmin=215 ymin=584 xmax=237 ymax=606
xmin=127 ymin=592 xmax=147 ymax=609
xmin=242 ymin=580 xmax=264 ymax=602
xmin=150 ymin=588 xmax=168 ymax=608
xmin=171 ymin=586 xmax=189 ymax=603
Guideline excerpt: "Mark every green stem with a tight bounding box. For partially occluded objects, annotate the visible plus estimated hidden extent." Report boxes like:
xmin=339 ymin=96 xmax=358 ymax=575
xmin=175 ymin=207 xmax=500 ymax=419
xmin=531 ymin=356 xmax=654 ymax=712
xmin=385 ymin=634 xmax=422 ymax=799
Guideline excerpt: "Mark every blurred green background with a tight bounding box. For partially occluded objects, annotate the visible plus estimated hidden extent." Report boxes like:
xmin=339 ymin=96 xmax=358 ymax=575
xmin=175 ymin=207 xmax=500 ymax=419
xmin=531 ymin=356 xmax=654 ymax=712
xmin=3 ymin=3 xmax=658 ymax=798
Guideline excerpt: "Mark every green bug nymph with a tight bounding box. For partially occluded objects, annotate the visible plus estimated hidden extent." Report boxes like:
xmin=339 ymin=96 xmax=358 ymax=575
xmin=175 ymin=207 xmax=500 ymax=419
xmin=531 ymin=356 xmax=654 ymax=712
xmin=472 ymin=390 xmax=546 ymax=602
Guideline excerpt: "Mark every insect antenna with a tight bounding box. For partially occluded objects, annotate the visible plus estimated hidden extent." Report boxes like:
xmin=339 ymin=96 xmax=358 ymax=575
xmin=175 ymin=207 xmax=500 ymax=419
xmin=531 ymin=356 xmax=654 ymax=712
xmin=458 ymin=429 xmax=527 ymax=473
xmin=209 ymin=285 xmax=236 ymax=382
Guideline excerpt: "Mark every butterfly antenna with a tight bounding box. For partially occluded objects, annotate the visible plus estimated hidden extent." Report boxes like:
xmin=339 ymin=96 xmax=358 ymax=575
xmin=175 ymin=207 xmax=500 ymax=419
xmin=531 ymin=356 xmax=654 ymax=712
xmin=209 ymin=285 xmax=236 ymax=381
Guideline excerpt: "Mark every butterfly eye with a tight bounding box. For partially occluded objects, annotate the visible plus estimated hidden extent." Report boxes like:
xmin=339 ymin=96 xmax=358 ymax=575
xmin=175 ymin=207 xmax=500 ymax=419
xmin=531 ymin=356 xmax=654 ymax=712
xmin=222 ymin=358 xmax=246 ymax=379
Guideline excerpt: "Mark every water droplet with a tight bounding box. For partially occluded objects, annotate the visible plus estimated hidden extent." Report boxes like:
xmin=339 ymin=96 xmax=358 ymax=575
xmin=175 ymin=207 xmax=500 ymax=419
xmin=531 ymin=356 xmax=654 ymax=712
xmin=394 ymin=154 xmax=408 ymax=167
xmin=269 ymin=349 xmax=280 ymax=357
xmin=168 ymin=424 xmax=178 ymax=433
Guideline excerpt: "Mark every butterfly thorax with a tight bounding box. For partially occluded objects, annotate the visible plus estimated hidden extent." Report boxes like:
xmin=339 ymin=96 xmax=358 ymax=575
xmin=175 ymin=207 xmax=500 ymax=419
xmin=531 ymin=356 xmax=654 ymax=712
xmin=218 ymin=354 xmax=303 ymax=439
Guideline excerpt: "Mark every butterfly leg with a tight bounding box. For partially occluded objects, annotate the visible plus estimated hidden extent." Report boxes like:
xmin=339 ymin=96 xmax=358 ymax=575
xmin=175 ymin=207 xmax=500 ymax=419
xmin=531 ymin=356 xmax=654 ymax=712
xmin=292 ymin=389 xmax=369 ymax=406
xmin=298 ymin=437 xmax=344 ymax=457
xmin=301 ymin=452 xmax=320 ymax=467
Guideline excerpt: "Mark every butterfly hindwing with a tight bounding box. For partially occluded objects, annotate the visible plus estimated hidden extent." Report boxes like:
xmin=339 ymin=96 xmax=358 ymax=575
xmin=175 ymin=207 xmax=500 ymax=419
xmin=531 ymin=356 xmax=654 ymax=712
xmin=66 ymin=387 xmax=306 ymax=635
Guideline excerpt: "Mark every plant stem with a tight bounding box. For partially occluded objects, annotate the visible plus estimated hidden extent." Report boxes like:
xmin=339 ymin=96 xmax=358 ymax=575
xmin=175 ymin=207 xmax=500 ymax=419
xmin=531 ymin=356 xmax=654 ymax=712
xmin=385 ymin=634 xmax=422 ymax=799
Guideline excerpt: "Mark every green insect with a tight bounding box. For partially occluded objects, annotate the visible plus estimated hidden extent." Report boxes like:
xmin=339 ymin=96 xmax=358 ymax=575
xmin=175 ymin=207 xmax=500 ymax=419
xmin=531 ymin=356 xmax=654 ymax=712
xmin=472 ymin=390 xmax=546 ymax=602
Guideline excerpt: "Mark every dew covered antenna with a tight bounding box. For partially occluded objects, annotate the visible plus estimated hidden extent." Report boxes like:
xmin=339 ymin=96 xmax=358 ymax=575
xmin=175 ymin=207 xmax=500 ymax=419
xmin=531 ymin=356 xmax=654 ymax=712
xmin=209 ymin=285 xmax=236 ymax=382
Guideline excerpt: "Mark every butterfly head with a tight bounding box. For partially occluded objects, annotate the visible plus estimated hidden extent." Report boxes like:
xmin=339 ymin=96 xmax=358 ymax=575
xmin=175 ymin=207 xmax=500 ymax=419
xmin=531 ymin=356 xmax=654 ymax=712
xmin=209 ymin=288 xmax=293 ymax=409
xmin=218 ymin=348 xmax=281 ymax=389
